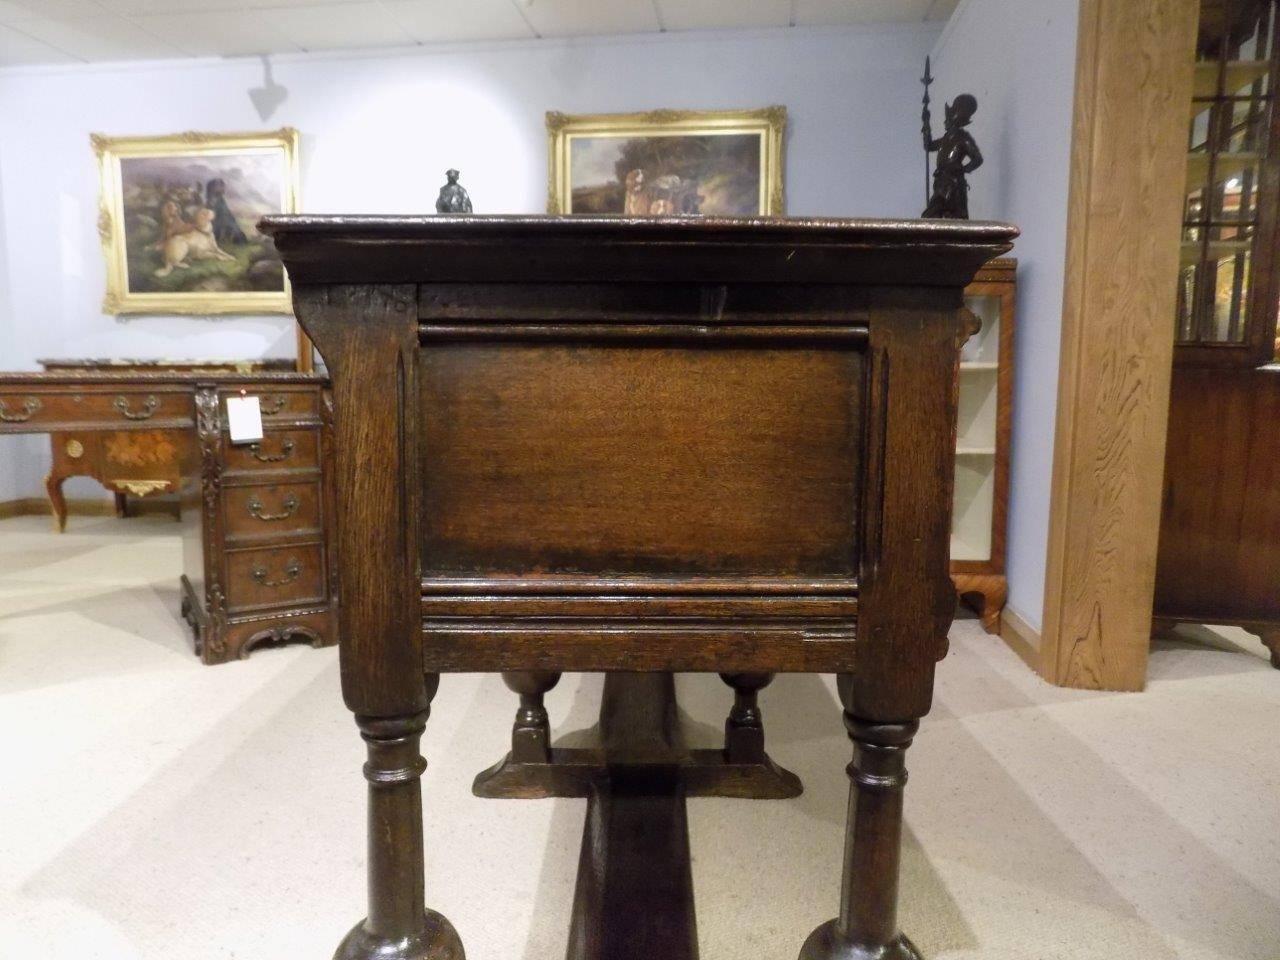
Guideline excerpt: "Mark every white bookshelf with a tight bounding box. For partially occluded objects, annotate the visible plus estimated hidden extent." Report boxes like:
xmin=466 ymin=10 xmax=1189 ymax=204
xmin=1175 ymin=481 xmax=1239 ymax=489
xmin=951 ymin=292 xmax=1002 ymax=563
xmin=950 ymin=260 xmax=1015 ymax=634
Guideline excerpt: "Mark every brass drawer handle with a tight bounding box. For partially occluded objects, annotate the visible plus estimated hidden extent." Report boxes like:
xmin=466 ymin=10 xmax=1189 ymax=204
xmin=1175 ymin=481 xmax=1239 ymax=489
xmin=260 ymin=395 xmax=288 ymax=415
xmin=114 ymin=395 xmax=158 ymax=420
xmin=0 ymin=396 xmax=41 ymax=422
xmin=252 ymin=557 xmax=301 ymax=588
xmin=249 ymin=438 xmax=295 ymax=463
xmin=248 ymin=493 xmax=300 ymax=521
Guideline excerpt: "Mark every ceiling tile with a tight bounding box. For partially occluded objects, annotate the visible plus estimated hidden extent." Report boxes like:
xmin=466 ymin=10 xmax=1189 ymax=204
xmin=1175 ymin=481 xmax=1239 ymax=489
xmin=0 ymin=22 xmax=78 ymax=64
xmin=100 ymin=0 xmax=351 ymax=12
xmin=386 ymin=0 xmax=534 ymax=43
xmin=16 ymin=14 xmax=185 ymax=60
xmin=97 ymin=0 xmax=246 ymax=15
xmin=3 ymin=0 xmax=111 ymax=18
xmin=519 ymin=0 xmax=660 ymax=38
xmin=794 ymin=0 xmax=934 ymax=25
xmin=655 ymin=0 xmax=790 ymax=31
xmin=129 ymin=9 xmax=301 ymax=57
xmin=255 ymin=2 xmax=413 ymax=51
xmin=0 ymin=1 xmax=36 ymax=24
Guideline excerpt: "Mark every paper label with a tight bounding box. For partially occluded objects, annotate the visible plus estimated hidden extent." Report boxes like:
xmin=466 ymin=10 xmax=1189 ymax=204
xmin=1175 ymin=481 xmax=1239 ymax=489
xmin=225 ymin=395 xmax=264 ymax=444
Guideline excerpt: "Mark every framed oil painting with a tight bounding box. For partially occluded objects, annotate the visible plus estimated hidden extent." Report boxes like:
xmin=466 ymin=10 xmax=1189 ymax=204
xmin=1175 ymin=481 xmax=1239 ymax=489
xmin=546 ymin=107 xmax=786 ymax=216
xmin=93 ymin=128 xmax=299 ymax=318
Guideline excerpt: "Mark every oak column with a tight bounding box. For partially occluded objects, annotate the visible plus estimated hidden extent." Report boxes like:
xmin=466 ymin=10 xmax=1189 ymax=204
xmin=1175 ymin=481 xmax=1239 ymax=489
xmin=802 ymin=290 xmax=962 ymax=960
xmin=294 ymin=284 xmax=464 ymax=960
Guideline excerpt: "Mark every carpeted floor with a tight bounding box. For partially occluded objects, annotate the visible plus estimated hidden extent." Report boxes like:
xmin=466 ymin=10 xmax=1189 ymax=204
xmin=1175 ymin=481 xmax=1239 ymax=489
xmin=1 ymin=513 xmax=1277 ymax=960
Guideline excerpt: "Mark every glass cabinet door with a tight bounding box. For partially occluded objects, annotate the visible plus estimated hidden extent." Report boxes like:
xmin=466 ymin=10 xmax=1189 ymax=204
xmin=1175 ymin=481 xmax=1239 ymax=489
xmin=1177 ymin=0 xmax=1280 ymax=364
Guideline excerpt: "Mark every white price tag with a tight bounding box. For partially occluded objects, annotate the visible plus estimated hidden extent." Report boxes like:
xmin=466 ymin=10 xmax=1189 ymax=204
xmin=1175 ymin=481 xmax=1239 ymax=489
xmin=225 ymin=395 xmax=264 ymax=444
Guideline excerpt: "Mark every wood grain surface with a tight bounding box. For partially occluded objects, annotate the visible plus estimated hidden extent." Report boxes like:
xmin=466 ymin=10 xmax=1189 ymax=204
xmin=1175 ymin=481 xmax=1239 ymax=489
xmin=1042 ymin=0 xmax=1198 ymax=691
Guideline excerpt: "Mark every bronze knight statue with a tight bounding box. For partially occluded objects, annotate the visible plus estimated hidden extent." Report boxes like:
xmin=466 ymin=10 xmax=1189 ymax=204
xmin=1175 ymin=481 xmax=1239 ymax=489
xmin=921 ymin=57 xmax=983 ymax=219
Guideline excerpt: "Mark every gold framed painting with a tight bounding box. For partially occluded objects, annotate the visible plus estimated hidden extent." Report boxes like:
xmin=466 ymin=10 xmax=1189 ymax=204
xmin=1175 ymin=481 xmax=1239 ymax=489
xmin=547 ymin=107 xmax=786 ymax=216
xmin=93 ymin=128 xmax=300 ymax=318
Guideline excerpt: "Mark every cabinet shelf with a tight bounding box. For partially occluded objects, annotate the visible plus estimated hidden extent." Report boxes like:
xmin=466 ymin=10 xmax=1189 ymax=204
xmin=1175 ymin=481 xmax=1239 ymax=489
xmin=960 ymin=361 xmax=999 ymax=371
xmin=1180 ymin=238 xmax=1253 ymax=266
xmin=1186 ymin=151 xmax=1262 ymax=190
xmin=1192 ymin=59 xmax=1270 ymax=100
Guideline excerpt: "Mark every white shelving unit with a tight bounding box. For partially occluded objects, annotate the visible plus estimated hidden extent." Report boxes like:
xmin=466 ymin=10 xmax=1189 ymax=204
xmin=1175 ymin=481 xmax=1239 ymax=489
xmin=950 ymin=259 xmax=1015 ymax=633
xmin=952 ymin=292 xmax=1001 ymax=563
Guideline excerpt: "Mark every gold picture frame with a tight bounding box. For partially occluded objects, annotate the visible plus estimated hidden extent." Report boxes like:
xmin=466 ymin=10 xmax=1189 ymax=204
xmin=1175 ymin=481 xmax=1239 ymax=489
xmin=93 ymin=128 xmax=300 ymax=319
xmin=546 ymin=107 xmax=786 ymax=216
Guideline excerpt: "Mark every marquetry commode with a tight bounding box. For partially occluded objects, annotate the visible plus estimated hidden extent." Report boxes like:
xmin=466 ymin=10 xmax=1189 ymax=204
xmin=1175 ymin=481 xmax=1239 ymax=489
xmin=0 ymin=370 xmax=337 ymax=666
xmin=262 ymin=214 xmax=1017 ymax=960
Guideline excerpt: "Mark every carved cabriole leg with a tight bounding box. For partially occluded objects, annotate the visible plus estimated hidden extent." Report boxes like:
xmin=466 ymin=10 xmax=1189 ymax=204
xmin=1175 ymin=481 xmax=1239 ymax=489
xmin=336 ymin=675 xmax=463 ymax=960
xmin=45 ymin=472 xmax=67 ymax=532
xmin=718 ymin=672 xmax=772 ymax=764
xmin=800 ymin=710 xmax=921 ymax=960
xmin=503 ymin=671 xmax=561 ymax=763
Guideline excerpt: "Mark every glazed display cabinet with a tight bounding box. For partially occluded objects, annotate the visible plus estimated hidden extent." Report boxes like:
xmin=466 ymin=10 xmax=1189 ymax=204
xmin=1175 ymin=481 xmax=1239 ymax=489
xmin=1155 ymin=0 xmax=1280 ymax=668
xmin=952 ymin=258 xmax=1015 ymax=633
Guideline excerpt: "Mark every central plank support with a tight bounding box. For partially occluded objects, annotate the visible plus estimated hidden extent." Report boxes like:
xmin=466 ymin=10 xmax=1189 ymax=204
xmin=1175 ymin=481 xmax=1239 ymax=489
xmin=474 ymin=672 xmax=802 ymax=960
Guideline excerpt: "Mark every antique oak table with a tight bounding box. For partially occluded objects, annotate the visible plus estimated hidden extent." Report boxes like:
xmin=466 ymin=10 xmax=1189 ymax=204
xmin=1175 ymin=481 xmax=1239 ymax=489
xmin=262 ymin=214 xmax=1016 ymax=960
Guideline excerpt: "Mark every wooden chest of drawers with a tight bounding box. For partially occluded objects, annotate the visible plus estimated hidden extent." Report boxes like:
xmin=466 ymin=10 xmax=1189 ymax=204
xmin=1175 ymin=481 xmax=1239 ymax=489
xmin=179 ymin=376 xmax=338 ymax=665
xmin=0 ymin=369 xmax=337 ymax=666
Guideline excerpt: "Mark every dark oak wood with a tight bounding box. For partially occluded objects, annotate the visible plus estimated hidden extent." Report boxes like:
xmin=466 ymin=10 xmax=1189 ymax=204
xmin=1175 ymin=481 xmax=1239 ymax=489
xmin=263 ymin=214 xmax=1016 ymax=960
xmin=1153 ymin=1 xmax=1280 ymax=667
xmin=472 ymin=671 xmax=802 ymax=802
xmin=0 ymin=368 xmax=336 ymax=666
xmin=1154 ymin=363 xmax=1280 ymax=667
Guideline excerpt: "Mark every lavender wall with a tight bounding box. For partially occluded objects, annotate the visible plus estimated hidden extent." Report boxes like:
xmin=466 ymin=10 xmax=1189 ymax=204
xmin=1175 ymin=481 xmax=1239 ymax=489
xmin=0 ymin=23 xmax=941 ymax=501
xmin=931 ymin=0 xmax=1081 ymax=634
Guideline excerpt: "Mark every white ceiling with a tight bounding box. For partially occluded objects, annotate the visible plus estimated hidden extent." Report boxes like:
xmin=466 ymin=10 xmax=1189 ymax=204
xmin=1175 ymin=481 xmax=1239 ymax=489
xmin=0 ymin=0 xmax=958 ymax=67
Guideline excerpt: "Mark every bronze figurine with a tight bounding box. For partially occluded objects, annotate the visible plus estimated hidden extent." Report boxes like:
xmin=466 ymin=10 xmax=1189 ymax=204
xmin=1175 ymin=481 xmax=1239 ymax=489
xmin=921 ymin=58 xmax=983 ymax=219
xmin=435 ymin=169 xmax=473 ymax=214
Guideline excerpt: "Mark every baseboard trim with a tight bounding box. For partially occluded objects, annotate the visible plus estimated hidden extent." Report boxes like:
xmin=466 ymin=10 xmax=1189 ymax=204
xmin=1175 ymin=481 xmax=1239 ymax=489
xmin=999 ymin=606 xmax=1043 ymax=677
xmin=0 ymin=497 xmax=119 ymax=520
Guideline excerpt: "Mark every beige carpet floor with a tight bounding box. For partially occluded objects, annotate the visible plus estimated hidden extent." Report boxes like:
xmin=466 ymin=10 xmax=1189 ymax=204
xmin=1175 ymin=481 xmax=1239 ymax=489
xmin=1 ymin=513 xmax=1277 ymax=960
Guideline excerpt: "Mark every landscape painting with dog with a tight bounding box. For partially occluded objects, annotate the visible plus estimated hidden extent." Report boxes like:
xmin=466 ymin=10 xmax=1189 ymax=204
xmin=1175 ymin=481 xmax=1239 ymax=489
xmin=547 ymin=108 xmax=785 ymax=217
xmin=120 ymin=153 xmax=284 ymax=294
xmin=570 ymin=133 xmax=762 ymax=215
xmin=94 ymin=129 xmax=298 ymax=315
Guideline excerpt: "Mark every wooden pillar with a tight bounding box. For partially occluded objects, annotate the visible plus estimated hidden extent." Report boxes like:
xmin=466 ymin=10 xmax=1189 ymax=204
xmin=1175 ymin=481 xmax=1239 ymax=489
xmin=1041 ymin=0 xmax=1199 ymax=691
xmin=293 ymin=284 xmax=463 ymax=960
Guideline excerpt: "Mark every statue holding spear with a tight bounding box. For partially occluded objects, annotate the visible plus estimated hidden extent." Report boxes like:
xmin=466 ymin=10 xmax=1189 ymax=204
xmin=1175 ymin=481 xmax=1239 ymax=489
xmin=920 ymin=56 xmax=984 ymax=219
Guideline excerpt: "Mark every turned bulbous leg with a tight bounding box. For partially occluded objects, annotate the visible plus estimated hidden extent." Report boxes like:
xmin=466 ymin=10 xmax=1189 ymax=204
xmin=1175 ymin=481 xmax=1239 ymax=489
xmin=335 ymin=675 xmax=464 ymax=960
xmin=718 ymin=672 xmax=774 ymax=764
xmin=800 ymin=705 xmax=922 ymax=960
xmin=502 ymin=670 xmax=561 ymax=763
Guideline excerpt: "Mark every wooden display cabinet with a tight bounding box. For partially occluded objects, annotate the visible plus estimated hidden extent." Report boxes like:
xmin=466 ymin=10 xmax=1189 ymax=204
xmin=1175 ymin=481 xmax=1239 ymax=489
xmin=1154 ymin=0 xmax=1280 ymax=668
xmin=952 ymin=257 xmax=1015 ymax=633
